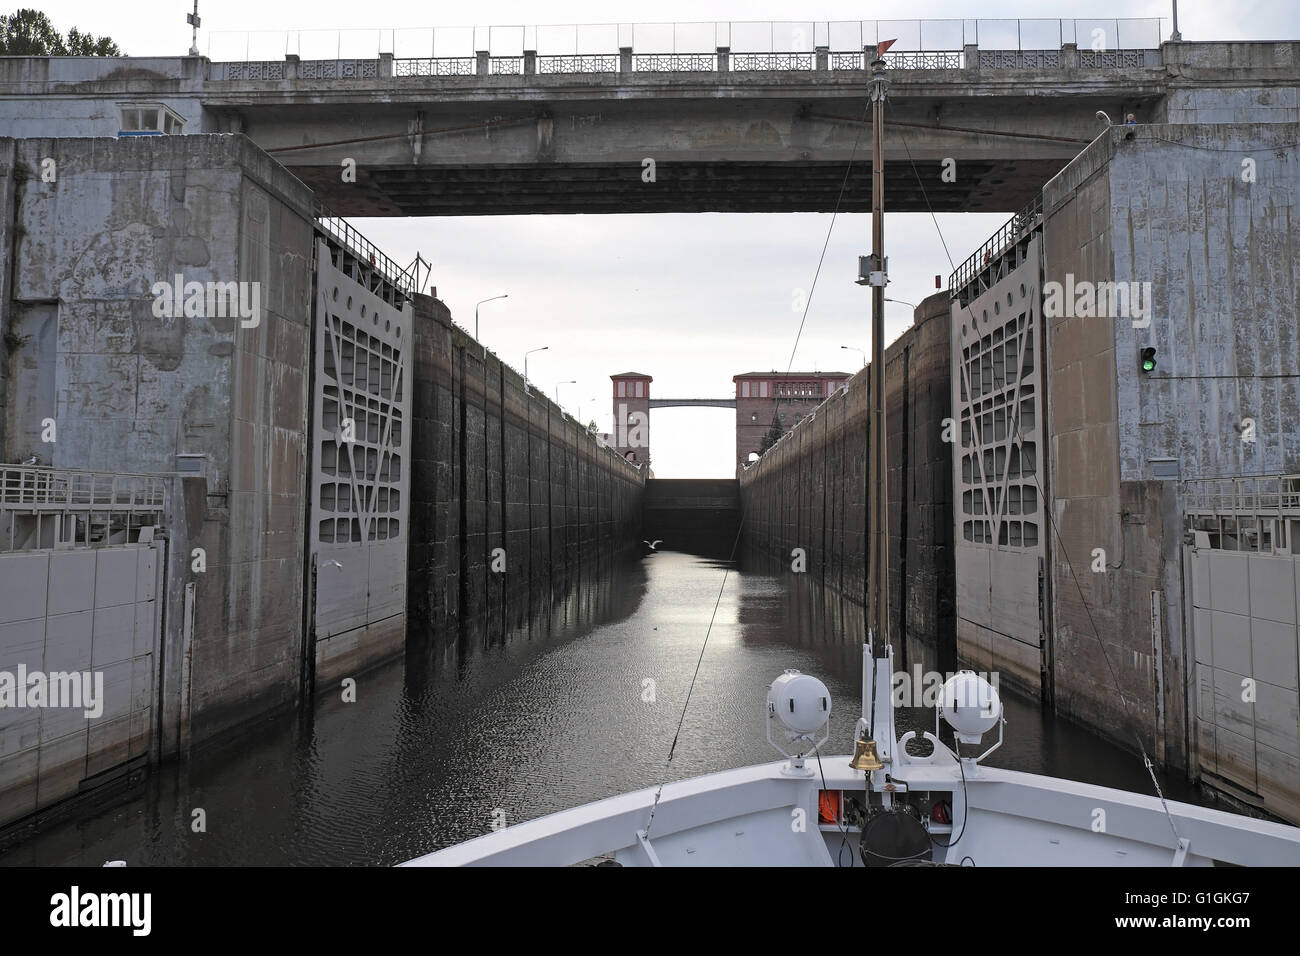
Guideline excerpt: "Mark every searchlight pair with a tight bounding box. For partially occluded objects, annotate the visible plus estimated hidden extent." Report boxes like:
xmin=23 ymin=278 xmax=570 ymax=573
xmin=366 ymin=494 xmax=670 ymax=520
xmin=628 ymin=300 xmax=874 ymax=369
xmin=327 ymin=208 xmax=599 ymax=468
xmin=766 ymin=668 xmax=1004 ymax=772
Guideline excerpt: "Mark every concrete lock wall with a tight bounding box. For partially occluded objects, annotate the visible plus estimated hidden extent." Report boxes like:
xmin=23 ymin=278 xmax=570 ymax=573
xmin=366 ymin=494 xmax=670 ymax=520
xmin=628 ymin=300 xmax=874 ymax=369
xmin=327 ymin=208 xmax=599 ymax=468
xmin=0 ymin=135 xmax=318 ymax=755
xmin=739 ymin=292 xmax=955 ymax=672
xmin=1041 ymin=122 xmax=1300 ymax=769
xmin=407 ymin=294 xmax=645 ymax=639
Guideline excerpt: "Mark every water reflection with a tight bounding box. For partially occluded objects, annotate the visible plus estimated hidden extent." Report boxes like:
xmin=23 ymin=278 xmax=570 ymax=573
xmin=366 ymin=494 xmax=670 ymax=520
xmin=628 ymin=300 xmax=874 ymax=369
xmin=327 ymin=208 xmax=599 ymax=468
xmin=0 ymin=547 xmax=1201 ymax=866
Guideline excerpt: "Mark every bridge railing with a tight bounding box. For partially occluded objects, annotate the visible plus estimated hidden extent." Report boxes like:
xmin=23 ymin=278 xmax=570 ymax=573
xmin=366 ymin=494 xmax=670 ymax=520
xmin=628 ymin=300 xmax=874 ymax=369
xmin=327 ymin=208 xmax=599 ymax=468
xmin=949 ymin=194 xmax=1044 ymax=300
xmin=538 ymin=54 xmax=620 ymax=74
xmin=0 ymin=465 xmax=169 ymax=552
xmin=206 ymin=18 xmax=1165 ymax=78
xmin=1183 ymin=474 xmax=1300 ymax=554
xmin=393 ymin=57 xmax=475 ymax=77
xmin=312 ymin=200 xmax=417 ymax=300
xmin=0 ymin=466 xmax=167 ymax=513
xmin=1184 ymin=474 xmax=1300 ymax=519
xmin=211 ymin=47 xmax=1162 ymax=80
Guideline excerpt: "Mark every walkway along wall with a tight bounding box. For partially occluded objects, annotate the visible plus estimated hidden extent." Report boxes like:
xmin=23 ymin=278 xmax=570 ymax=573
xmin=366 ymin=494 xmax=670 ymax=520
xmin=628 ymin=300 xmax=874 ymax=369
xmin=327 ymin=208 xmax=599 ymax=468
xmin=408 ymin=294 xmax=645 ymax=641
xmin=738 ymin=292 xmax=955 ymax=673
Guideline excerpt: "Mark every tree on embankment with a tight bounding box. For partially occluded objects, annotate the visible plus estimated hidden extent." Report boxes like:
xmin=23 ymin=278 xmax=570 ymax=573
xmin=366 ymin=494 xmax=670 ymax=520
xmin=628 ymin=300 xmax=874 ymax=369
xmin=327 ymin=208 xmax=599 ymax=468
xmin=0 ymin=8 xmax=122 ymax=55
xmin=760 ymin=412 xmax=785 ymax=454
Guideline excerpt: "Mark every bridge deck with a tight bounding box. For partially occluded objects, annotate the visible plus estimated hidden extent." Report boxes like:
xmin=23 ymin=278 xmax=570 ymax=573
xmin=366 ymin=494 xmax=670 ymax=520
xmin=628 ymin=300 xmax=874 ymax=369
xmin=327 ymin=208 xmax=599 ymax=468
xmin=648 ymin=398 xmax=737 ymax=409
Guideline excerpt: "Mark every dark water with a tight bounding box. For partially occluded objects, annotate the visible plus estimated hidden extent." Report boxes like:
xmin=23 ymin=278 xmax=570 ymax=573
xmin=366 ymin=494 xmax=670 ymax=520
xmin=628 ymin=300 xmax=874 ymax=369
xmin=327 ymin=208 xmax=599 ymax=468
xmin=0 ymin=549 xmax=1202 ymax=866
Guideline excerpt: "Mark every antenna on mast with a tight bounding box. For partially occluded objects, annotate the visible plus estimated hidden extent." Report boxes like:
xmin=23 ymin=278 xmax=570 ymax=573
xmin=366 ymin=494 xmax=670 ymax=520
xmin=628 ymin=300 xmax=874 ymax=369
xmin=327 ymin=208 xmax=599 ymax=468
xmin=186 ymin=1 xmax=202 ymax=57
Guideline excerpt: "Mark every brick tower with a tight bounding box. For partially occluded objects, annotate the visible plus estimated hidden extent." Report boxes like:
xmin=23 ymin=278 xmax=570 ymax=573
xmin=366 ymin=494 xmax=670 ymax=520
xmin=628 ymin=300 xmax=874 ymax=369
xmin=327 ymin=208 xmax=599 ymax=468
xmin=610 ymin=372 xmax=652 ymax=466
xmin=733 ymin=371 xmax=852 ymax=468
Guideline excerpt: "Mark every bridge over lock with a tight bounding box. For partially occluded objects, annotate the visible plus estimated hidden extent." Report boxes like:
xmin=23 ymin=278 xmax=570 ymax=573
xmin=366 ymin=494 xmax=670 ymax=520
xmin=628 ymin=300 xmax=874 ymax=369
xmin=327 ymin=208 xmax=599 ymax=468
xmin=9 ymin=19 xmax=1295 ymax=216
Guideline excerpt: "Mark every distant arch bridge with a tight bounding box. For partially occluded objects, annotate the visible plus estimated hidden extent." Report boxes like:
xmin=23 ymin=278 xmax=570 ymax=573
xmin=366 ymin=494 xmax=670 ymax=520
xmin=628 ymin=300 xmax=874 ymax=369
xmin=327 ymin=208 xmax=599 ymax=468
xmin=648 ymin=399 xmax=737 ymax=409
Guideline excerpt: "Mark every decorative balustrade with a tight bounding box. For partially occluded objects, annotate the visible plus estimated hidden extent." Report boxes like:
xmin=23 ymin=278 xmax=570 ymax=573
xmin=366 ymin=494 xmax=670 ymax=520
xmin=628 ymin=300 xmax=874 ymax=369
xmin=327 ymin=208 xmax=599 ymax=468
xmin=213 ymin=45 xmax=1163 ymax=80
xmin=1080 ymin=48 xmax=1158 ymax=68
xmin=731 ymin=52 xmax=814 ymax=71
xmin=884 ymin=50 xmax=964 ymax=69
xmin=633 ymin=53 xmax=715 ymax=72
xmin=538 ymin=54 xmax=619 ymax=73
xmin=395 ymin=57 xmax=474 ymax=76
xmin=208 ymin=16 xmax=1164 ymax=83
xmin=978 ymin=49 xmax=1061 ymax=69
xmin=831 ymin=50 xmax=964 ymax=70
xmin=214 ymin=59 xmax=285 ymax=80
xmin=298 ymin=58 xmax=379 ymax=79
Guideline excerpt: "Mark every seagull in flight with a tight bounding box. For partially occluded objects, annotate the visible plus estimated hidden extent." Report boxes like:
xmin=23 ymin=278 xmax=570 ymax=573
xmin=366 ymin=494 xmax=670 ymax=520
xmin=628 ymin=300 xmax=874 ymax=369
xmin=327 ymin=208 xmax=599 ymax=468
xmin=643 ymin=540 xmax=662 ymax=551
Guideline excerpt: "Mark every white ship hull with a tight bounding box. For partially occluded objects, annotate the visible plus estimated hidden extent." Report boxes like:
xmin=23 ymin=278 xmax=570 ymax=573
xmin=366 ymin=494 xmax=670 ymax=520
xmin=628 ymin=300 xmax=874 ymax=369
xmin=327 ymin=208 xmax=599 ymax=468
xmin=402 ymin=749 xmax=1300 ymax=867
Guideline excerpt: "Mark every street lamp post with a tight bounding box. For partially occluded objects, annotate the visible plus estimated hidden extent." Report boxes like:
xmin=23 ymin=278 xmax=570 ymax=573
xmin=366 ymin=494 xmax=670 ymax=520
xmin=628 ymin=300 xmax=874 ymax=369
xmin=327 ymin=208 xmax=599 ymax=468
xmin=474 ymin=293 xmax=508 ymax=341
xmin=885 ymin=297 xmax=915 ymax=309
xmin=524 ymin=346 xmax=548 ymax=390
xmin=555 ymin=380 xmax=576 ymax=406
xmin=840 ymin=345 xmax=866 ymax=368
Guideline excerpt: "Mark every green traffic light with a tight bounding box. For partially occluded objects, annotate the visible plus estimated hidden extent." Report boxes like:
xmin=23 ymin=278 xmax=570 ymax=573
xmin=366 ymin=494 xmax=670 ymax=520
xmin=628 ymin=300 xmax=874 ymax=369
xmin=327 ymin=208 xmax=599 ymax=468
xmin=1142 ymin=358 xmax=1155 ymax=371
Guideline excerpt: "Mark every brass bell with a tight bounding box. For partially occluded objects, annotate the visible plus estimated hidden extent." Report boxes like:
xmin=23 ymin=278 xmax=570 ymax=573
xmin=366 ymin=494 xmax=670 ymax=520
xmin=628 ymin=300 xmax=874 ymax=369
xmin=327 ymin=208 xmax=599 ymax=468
xmin=849 ymin=736 xmax=883 ymax=772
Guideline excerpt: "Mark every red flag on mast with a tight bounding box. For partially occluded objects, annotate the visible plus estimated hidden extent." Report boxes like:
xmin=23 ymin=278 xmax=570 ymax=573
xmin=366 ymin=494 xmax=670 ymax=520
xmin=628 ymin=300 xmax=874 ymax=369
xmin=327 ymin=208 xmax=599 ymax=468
xmin=877 ymin=38 xmax=897 ymax=55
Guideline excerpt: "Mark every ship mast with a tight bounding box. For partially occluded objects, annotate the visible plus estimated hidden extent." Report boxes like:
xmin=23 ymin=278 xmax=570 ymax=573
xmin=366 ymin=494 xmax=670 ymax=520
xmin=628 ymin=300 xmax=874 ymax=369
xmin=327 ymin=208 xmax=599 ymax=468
xmin=866 ymin=46 xmax=891 ymax=659
xmin=850 ymin=42 xmax=894 ymax=778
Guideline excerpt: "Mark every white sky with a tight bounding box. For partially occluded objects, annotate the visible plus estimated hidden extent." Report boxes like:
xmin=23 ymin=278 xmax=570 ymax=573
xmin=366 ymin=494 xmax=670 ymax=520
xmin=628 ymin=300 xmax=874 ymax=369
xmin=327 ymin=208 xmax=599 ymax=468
xmin=37 ymin=0 xmax=1300 ymax=476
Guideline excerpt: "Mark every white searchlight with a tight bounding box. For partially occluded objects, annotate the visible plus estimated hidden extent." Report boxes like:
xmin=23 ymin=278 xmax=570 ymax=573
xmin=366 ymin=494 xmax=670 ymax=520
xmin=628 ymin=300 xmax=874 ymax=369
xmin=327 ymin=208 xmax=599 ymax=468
xmin=937 ymin=670 xmax=1004 ymax=764
xmin=766 ymin=670 xmax=832 ymax=775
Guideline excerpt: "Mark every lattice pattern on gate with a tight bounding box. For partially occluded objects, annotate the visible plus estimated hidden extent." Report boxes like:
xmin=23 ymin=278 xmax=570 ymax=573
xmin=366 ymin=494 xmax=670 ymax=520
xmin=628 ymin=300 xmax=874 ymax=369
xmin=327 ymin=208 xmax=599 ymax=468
xmin=952 ymin=237 xmax=1044 ymax=552
xmin=309 ymin=237 xmax=412 ymax=640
